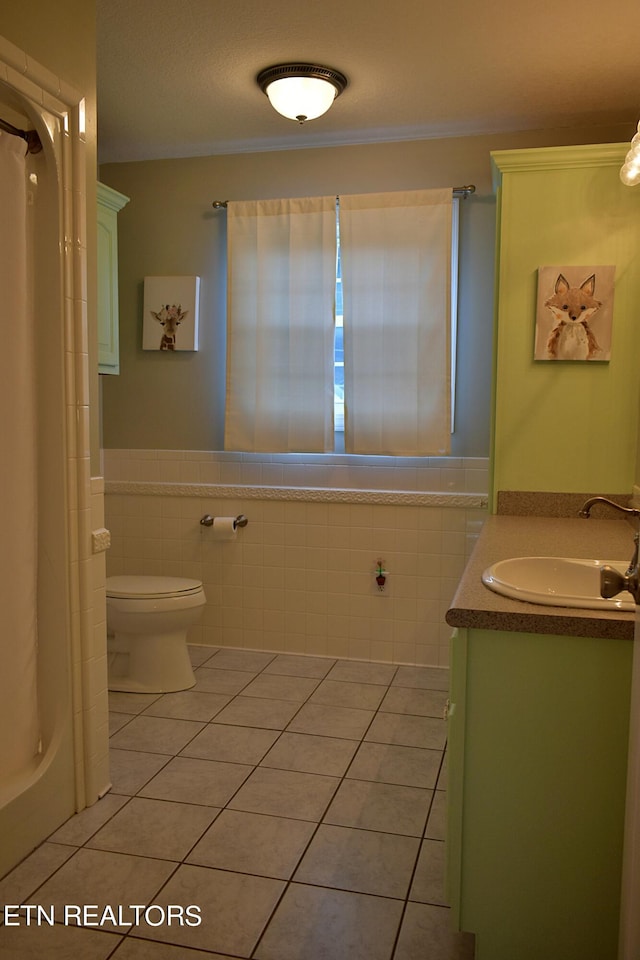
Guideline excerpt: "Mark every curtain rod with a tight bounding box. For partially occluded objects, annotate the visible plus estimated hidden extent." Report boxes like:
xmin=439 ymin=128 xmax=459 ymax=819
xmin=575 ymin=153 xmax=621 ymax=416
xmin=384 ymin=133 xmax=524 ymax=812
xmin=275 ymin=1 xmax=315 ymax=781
xmin=0 ymin=117 xmax=42 ymax=154
xmin=211 ymin=185 xmax=475 ymax=209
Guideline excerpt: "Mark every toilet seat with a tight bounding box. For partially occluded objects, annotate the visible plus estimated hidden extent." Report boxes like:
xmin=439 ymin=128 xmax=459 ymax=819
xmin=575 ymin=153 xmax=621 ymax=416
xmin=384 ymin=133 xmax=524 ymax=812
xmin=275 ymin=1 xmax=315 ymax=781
xmin=106 ymin=575 xmax=203 ymax=600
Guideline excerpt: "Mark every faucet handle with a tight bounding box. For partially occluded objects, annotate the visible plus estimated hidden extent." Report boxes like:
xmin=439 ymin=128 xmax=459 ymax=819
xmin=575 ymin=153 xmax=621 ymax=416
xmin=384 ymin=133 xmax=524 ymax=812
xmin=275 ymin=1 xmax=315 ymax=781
xmin=600 ymin=564 xmax=639 ymax=604
xmin=600 ymin=565 xmax=627 ymax=599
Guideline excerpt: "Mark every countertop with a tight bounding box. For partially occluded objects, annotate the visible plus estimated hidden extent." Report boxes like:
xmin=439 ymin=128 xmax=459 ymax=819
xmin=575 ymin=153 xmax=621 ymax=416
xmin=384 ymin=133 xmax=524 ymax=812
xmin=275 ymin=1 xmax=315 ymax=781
xmin=445 ymin=515 xmax=637 ymax=640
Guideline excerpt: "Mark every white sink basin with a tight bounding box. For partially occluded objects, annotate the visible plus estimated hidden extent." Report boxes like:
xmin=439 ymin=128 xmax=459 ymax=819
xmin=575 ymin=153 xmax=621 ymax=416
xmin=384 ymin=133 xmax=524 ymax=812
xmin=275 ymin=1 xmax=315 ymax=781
xmin=482 ymin=556 xmax=635 ymax=611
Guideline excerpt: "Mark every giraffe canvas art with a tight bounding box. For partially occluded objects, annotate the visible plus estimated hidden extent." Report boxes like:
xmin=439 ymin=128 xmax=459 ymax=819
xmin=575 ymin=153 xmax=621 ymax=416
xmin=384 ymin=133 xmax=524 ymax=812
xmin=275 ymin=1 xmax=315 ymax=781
xmin=142 ymin=276 xmax=200 ymax=351
xmin=150 ymin=303 xmax=188 ymax=350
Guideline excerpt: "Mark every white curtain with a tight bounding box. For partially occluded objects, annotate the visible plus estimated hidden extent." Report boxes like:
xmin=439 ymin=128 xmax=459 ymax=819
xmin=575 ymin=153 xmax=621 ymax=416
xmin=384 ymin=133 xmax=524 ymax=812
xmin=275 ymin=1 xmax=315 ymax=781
xmin=0 ymin=133 xmax=40 ymax=781
xmin=340 ymin=188 xmax=452 ymax=456
xmin=225 ymin=197 xmax=337 ymax=452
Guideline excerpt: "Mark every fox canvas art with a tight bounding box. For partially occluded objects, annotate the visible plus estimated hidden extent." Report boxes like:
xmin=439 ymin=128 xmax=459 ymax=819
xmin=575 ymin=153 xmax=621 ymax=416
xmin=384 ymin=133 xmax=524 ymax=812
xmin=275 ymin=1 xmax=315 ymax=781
xmin=535 ymin=266 xmax=615 ymax=362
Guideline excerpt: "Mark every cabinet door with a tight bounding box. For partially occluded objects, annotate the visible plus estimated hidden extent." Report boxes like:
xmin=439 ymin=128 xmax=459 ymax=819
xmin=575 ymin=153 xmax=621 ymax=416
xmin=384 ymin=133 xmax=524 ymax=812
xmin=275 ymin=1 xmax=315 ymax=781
xmin=456 ymin=628 xmax=631 ymax=960
xmin=97 ymin=183 xmax=129 ymax=375
xmin=446 ymin=627 xmax=467 ymax=928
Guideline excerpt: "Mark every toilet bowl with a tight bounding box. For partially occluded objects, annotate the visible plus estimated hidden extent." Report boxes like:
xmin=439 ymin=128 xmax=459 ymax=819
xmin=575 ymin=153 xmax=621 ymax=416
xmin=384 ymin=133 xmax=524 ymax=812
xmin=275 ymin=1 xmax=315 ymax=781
xmin=106 ymin=575 xmax=206 ymax=693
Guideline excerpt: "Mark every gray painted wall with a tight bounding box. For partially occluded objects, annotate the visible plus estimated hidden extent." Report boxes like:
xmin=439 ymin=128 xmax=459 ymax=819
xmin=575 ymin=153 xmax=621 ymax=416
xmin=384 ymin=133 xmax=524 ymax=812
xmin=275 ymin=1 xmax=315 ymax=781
xmin=100 ymin=122 xmax=632 ymax=457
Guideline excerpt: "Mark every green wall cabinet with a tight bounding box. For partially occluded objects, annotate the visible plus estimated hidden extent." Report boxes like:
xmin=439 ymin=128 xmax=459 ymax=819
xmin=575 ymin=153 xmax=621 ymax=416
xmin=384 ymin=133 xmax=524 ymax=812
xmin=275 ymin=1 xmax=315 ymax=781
xmin=448 ymin=626 xmax=632 ymax=960
xmin=97 ymin=182 xmax=129 ymax=375
xmin=490 ymin=144 xmax=640 ymax=506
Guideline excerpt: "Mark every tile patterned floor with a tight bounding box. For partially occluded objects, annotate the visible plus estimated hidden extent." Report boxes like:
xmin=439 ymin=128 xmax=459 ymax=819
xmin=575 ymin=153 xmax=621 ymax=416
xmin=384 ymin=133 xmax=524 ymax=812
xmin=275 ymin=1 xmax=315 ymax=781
xmin=0 ymin=647 xmax=475 ymax=960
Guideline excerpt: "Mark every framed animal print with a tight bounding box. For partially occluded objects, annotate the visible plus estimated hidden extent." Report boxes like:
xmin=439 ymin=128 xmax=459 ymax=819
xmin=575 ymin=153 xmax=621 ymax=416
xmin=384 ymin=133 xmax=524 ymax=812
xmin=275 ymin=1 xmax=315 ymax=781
xmin=534 ymin=265 xmax=615 ymax=362
xmin=142 ymin=276 xmax=200 ymax=351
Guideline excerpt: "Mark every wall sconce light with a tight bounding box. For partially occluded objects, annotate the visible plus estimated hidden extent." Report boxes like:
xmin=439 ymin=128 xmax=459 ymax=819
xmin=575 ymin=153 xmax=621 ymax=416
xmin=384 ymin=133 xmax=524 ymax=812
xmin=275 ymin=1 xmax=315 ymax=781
xmin=257 ymin=63 xmax=348 ymax=124
xmin=620 ymin=121 xmax=640 ymax=186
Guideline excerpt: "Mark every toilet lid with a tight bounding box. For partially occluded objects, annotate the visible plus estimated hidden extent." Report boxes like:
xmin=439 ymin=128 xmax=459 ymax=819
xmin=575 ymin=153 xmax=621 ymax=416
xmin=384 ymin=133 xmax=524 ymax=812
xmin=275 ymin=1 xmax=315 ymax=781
xmin=106 ymin=575 xmax=203 ymax=599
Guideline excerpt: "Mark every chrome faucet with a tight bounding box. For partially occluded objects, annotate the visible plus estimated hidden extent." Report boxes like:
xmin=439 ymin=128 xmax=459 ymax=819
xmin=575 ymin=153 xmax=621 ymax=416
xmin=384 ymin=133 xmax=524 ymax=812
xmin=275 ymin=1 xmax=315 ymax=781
xmin=579 ymin=496 xmax=640 ymax=603
xmin=578 ymin=496 xmax=640 ymax=523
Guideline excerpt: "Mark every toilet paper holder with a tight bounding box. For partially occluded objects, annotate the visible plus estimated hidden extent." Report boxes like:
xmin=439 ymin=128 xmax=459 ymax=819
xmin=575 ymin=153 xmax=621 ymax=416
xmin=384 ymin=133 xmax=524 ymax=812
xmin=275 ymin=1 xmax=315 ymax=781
xmin=200 ymin=513 xmax=248 ymax=529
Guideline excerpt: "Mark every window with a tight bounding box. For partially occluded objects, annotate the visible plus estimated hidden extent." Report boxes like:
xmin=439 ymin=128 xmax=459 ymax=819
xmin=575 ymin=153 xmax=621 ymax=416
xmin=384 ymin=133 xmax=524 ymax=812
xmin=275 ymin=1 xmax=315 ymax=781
xmin=333 ymin=198 xmax=459 ymax=437
xmin=225 ymin=189 xmax=455 ymax=456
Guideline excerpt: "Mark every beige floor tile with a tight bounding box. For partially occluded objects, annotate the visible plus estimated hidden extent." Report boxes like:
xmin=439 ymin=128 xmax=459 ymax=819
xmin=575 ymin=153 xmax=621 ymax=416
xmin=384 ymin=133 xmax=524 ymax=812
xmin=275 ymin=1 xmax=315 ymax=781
xmin=187 ymin=644 xmax=219 ymax=666
xmin=394 ymin=902 xmax=475 ymax=960
xmin=191 ymin=667 xmax=256 ymax=695
xmin=263 ymin=654 xmax=336 ymax=678
xmin=437 ymin=751 xmax=448 ymax=791
xmin=379 ymin=686 xmax=449 ymax=718
xmin=323 ymin=779 xmax=432 ymax=836
xmin=0 ymin=923 xmax=122 ymax=959
xmin=86 ymin=797 xmax=217 ymax=861
xmin=294 ymin=823 xmax=419 ymax=898
xmin=392 ymin=665 xmax=450 ymax=691
xmin=409 ymin=838 xmax=448 ymax=905
xmin=254 ymin=883 xmax=404 ymax=960
xmin=108 ymin=750 xmax=173 ymax=796
xmin=228 ymin=766 xmax=339 ymax=821
xmin=260 ymin=731 xmax=358 ymax=777
xmin=138 ymin=756 xmax=252 ymax=806
xmin=347 ymin=742 xmax=442 ymax=789
xmin=240 ymin=673 xmax=321 ymax=702
xmin=110 ymin=712 xmax=133 ymax=736
xmin=212 ymin=696 xmax=301 ymax=729
xmin=365 ymin=712 xmax=447 ymax=750
xmin=109 ymin=716 xmax=205 ymax=755
xmin=187 ymin=808 xmax=315 ymax=879
xmin=133 ymin=864 xmax=285 ymax=955
xmin=10 ymin=653 xmax=452 ymax=960
xmin=287 ymin=702 xmax=374 ymax=740
xmin=33 ymin=848 xmax=175 ymax=933
xmin=205 ymin=649 xmax=276 ymax=672
xmin=142 ymin=691 xmax=232 ymax=722
xmin=111 ymin=938 xmax=243 ymax=959
xmin=326 ymin=661 xmax=398 ymax=685
xmin=48 ymin=794 xmax=129 ymax=846
xmin=425 ymin=788 xmax=447 ymax=840
xmin=108 ymin=692 xmax=162 ymax=715
xmin=0 ymin=842 xmax=76 ymax=902
xmin=180 ymin=723 xmax=279 ymax=764
xmin=310 ymin=679 xmax=387 ymax=710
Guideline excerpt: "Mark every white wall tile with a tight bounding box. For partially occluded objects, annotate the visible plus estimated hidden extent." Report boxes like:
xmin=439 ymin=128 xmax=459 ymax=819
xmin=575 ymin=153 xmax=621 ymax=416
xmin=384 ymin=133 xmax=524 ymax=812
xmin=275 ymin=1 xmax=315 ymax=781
xmin=103 ymin=450 xmax=488 ymax=665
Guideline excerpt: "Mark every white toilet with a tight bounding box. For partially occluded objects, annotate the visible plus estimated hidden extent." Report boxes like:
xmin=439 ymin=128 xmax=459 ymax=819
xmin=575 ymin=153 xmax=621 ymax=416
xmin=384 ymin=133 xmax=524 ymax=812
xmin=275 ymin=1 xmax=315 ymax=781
xmin=106 ymin=575 xmax=206 ymax=693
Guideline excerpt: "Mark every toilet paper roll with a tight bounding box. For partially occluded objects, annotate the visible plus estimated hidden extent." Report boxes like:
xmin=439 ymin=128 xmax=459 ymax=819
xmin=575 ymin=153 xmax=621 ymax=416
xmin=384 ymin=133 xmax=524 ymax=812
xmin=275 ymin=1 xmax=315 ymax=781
xmin=212 ymin=516 xmax=237 ymax=541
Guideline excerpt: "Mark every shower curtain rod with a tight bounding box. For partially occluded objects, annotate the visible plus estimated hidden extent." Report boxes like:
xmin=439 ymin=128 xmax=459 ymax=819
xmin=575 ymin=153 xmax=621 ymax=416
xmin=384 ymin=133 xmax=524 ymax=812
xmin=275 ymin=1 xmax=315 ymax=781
xmin=0 ymin=117 xmax=42 ymax=154
xmin=211 ymin=185 xmax=476 ymax=208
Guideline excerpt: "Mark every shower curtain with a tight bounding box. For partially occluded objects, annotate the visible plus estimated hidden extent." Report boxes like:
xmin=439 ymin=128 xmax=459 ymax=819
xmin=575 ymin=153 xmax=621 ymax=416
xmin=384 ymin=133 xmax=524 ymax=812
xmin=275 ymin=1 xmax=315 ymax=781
xmin=0 ymin=131 xmax=40 ymax=782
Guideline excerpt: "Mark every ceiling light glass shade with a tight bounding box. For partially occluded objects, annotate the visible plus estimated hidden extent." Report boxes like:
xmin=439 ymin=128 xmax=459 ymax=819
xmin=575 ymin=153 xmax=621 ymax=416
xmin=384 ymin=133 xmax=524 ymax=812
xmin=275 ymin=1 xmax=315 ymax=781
xmin=266 ymin=76 xmax=337 ymax=122
xmin=620 ymin=121 xmax=640 ymax=186
xmin=257 ymin=64 xmax=347 ymax=124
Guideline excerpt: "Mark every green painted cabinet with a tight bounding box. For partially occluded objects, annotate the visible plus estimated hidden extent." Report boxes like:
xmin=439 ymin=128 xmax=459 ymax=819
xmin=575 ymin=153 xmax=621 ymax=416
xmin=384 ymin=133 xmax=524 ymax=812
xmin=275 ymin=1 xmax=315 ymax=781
xmin=97 ymin=182 xmax=129 ymax=375
xmin=448 ymin=627 xmax=632 ymax=960
xmin=490 ymin=144 xmax=640 ymax=506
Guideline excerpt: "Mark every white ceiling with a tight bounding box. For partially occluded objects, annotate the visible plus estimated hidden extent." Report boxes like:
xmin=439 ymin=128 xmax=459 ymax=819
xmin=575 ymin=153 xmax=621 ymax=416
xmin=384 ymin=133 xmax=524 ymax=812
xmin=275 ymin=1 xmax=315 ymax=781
xmin=97 ymin=0 xmax=640 ymax=164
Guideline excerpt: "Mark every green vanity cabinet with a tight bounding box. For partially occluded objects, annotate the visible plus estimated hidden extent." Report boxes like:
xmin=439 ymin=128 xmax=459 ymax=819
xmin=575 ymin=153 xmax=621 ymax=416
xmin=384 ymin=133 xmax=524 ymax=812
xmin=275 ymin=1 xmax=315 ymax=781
xmin=448 ymin=626 xmax=632 ymax=960
xmin=97 ymin=182 xmax=129 ymax=375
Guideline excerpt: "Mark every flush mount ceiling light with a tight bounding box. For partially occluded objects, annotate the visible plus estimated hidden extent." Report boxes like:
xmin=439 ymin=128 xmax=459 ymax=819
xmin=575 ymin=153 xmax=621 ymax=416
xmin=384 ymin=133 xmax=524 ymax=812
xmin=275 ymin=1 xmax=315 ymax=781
xmin=257 ymin=63 xmax=348 ymax=124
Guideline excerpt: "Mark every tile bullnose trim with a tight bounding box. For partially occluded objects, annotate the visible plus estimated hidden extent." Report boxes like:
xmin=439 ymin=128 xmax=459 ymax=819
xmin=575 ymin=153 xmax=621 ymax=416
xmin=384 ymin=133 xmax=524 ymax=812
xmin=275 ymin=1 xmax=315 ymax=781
xmin=105 ymin=480 xmax=488 ymax=509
